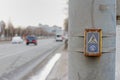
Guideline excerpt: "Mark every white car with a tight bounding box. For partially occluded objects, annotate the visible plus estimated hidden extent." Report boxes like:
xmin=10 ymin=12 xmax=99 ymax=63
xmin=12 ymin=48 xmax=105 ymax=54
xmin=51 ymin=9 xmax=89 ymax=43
xmin=56 ymin=35 xmax=63 ymax=41
xmin=12 ymin=36 xmax=23 ymax=44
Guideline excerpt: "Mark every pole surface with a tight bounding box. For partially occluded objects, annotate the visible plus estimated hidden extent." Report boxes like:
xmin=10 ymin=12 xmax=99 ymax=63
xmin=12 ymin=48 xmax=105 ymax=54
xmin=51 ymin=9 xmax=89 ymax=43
xmin=68 ymin=0 xmax=116 ymax=80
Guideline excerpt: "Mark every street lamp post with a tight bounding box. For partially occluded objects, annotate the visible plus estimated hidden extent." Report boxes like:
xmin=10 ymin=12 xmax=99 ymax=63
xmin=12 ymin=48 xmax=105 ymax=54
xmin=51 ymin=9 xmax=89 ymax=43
xmin=69 ymin=0 xmax=116 ymax=80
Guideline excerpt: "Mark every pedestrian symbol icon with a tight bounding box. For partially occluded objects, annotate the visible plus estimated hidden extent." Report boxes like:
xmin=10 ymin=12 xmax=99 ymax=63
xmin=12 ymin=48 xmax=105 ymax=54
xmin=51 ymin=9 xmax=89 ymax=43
xmin=88 ymin=34 xmax=98 ymax=44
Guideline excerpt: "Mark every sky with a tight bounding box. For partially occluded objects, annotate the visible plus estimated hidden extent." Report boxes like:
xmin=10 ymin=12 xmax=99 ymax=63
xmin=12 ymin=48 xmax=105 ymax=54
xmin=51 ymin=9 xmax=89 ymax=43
xmin=0 ymin=0 xmax=67 ymax=28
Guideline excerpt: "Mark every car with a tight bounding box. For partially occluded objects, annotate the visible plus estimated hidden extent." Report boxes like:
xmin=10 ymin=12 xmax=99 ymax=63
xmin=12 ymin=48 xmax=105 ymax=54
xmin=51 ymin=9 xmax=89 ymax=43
xmin=12 ymin=36 xmax=23 ymax=44
xmin=26 ymin=36 xmax=37 ymax=45
xmin=56 ymin=35 xmax=63 ymax=42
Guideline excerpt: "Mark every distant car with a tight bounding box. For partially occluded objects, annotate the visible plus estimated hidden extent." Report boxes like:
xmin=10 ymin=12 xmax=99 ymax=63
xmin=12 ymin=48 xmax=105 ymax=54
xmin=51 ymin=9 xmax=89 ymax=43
xmin=56 ymin=35 xmax=63 ymax=42
xmin=26 ymin=36 xmax=37 ymax=45
xmin=12 ymin=36 xmax=23 ymax=44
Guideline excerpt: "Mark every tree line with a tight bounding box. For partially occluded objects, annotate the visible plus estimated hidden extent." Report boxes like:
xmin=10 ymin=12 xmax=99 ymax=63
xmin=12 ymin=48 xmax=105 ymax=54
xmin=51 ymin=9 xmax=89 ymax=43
xmin=0 ymin=21 xmax=55 ymax=40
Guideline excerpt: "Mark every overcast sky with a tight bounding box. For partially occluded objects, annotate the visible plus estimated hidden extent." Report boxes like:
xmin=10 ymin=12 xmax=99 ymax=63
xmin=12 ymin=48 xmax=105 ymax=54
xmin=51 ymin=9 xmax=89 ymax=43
xmin=0 ymin=0 xmax=67 ymax=27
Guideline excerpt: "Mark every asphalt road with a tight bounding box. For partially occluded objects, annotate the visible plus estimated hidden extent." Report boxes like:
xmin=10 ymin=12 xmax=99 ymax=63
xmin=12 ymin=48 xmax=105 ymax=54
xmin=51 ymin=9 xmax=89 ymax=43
xmin=0 ymin=38 xmax=63 ymax=79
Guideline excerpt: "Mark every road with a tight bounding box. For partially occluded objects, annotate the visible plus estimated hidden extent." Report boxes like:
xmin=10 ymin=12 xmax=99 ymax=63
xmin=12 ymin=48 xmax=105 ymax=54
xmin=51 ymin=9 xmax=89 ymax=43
xmin=0 ymin=38 xmax=63 ymax=80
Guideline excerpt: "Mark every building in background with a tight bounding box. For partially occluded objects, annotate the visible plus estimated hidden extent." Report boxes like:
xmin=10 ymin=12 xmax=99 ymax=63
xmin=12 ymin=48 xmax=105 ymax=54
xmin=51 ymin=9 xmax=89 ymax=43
xmin=38 ymin=24 xmax=62 ymax=34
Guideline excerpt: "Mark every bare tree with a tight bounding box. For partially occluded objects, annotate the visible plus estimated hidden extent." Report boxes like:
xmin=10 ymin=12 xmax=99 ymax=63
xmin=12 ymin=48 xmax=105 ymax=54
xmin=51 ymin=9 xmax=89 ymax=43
xmin=8 ymin=21 xmax=14 ymax=39
xmin=64 ymin=18 xmax=68 ymax=32
xmin=1 ymin=21 xmax=5 ymax=33
xmin=15 ymin=27 xmax=23 ymax=36
xmin=0 ymin=21 xmax=6 ymax=37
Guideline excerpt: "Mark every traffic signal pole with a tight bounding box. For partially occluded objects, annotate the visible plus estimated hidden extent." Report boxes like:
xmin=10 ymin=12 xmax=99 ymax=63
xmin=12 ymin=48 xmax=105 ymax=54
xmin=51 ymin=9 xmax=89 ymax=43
xmin=68 ymin=0 xmax=116 ymax=80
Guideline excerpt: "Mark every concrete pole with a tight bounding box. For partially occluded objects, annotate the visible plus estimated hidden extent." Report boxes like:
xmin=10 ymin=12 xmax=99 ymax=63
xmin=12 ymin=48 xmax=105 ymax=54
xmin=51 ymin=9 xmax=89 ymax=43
xmin=68 ymin=0 xmax=116 ymax=80
xmin=117 ymin=0 xmax=120 ymax=24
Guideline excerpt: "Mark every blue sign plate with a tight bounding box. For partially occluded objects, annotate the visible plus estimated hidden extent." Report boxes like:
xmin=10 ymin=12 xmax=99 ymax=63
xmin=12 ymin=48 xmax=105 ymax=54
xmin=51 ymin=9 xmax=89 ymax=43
xmin=87 ymin=32 xmax=99 ymax=53
xmin=84 ymin=29 xmax=102 ymax=57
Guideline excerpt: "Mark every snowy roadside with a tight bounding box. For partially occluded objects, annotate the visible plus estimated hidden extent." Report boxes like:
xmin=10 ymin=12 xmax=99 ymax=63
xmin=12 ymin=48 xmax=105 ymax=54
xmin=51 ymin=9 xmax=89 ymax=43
xmin=46 ymin=47 xmax=68 ymax=80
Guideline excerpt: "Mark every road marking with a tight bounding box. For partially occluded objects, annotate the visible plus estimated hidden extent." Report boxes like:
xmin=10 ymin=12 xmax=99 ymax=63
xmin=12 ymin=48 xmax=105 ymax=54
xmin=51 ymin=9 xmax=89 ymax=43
xmin=29 ymin=53 xmax=61 ymax=80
